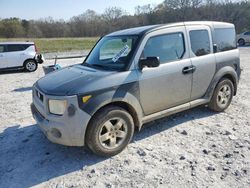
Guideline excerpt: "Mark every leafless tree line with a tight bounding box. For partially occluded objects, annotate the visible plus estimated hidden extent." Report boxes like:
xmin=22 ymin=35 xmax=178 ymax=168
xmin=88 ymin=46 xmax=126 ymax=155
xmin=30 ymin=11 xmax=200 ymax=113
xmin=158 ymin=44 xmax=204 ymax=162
xmin=0 ymin=0 xmax=249 ymax=38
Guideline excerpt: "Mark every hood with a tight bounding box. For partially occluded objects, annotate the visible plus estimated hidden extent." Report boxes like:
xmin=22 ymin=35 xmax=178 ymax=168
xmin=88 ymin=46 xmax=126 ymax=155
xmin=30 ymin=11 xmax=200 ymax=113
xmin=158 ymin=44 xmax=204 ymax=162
xmin=36 ymin=65 xmax=114 ymax=96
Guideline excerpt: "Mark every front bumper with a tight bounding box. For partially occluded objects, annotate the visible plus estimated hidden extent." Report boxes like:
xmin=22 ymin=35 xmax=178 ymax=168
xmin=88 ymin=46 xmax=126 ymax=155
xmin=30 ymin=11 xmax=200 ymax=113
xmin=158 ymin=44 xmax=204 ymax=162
xmin=31 ymin=88 xmax=91 ymax=146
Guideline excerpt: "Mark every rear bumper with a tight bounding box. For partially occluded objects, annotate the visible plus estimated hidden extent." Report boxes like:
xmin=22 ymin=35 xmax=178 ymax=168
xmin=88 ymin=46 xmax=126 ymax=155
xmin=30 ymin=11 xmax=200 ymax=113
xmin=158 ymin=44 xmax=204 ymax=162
xmin=31 ymin=92 xmax=92 ymax=146
xmin=35 ymin=54 xmax=45 ymax=64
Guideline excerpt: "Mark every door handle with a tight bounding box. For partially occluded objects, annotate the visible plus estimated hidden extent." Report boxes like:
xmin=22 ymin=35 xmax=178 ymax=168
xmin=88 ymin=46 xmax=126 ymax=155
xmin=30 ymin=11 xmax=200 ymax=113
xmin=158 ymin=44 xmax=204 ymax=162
xmin=182 ymin=65 xmax=196 ymax=74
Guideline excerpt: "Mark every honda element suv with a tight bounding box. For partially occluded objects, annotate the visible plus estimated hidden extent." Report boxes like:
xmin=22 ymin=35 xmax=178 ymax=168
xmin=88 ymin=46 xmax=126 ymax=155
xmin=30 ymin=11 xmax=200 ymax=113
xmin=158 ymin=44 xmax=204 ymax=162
xmin=31 ymin=21 xmax=241 ymax=156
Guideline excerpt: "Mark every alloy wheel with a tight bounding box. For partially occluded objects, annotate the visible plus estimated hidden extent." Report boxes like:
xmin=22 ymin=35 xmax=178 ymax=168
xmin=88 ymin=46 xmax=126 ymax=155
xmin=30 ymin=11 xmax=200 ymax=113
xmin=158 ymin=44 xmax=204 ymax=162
xmin=98 ymin=118 xmax=128 ymax=149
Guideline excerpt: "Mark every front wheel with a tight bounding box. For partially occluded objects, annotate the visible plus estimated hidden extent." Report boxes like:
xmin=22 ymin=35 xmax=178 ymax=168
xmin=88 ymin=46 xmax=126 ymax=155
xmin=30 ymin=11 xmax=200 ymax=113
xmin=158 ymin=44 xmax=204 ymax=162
xmin=86 ymin=106 xmax=134 ymax=157
xmin=208 ymin=79 xmax=234 ymax=112
xmin=24 ymin=60 xmax=37 ymax=72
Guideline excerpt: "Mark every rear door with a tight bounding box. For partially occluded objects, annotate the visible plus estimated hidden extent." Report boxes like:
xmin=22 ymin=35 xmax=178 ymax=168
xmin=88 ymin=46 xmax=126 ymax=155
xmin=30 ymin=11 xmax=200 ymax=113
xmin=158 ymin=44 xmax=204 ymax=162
xmin=5 ymin=44 xmax=26 ymax=68
xmin=0 ymin=45 xmax=8 ymax=69
xmin=135 ymin=26 xmax=193 ymax=115
xmin=185 ymin=25 xmax=216 ymax=100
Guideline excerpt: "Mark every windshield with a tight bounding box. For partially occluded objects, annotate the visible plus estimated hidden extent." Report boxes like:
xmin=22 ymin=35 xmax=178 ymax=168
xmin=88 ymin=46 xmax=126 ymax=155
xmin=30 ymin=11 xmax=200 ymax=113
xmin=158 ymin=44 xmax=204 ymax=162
xmin=83 ymin=35 xmax=139 ymax=71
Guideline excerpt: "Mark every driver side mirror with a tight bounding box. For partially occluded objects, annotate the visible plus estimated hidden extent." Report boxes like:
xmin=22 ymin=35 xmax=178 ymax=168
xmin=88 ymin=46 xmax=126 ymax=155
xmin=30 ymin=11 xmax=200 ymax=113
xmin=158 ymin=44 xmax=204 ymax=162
xmin=139 ymin=57 xmax=160 ymax=70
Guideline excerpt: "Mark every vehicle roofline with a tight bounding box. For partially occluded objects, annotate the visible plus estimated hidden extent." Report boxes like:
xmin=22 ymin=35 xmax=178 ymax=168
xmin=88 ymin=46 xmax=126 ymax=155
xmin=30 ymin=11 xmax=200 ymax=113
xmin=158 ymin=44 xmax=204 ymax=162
xmin=0 ymin=42 xmax=34 ymax=44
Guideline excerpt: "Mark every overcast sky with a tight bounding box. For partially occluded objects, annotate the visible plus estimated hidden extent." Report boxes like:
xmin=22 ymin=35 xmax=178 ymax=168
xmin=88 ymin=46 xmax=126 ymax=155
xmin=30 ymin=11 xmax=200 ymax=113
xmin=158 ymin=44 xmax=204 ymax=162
xmin=0 ymin=0 xmax=164 ymax=20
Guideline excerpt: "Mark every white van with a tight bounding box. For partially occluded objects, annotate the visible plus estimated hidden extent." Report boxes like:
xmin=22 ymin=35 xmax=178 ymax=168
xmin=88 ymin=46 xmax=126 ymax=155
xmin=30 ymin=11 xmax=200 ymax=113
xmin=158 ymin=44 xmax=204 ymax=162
xmin=0 ymin=42 xmax=44 ymax=72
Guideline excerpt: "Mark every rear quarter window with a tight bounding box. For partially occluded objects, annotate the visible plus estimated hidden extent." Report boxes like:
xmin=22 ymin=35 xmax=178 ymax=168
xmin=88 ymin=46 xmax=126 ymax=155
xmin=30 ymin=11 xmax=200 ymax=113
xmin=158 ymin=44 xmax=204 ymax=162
xmin=214 ymin=28 xmax=236 ymax=52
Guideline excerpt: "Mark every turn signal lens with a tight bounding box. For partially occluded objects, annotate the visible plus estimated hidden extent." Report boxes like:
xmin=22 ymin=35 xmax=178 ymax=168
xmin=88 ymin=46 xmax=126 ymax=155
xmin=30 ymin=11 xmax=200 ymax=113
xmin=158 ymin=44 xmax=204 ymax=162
xmin=82 ymin=95 xmax=92 ymax=103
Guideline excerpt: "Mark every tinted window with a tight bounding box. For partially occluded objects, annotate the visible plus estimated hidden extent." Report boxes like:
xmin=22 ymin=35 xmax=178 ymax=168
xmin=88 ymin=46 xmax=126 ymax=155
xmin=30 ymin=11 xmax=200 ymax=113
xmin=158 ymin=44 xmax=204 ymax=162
xmin=0 ymin=45 xmax=4 ymax=53
xmin=244 ymin=31 xmax=250 ymax=35
xmin=6 ymin=44 xmax=31 ymax=52
xmin=214 ymin=28 xmax=236 ymax=52
xmin=142 ymin=32 xmax=185 ymax=64
xmin=189 ymin=30 xmax=211 ymax=56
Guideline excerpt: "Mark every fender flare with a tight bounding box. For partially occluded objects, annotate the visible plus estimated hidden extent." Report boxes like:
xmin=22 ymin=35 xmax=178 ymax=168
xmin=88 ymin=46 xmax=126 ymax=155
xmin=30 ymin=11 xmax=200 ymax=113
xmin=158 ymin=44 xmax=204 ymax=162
xmin=82 ymin=90 xmax=144 ymax=128
xmin=205 ymin=66 xmax=238 ymax=99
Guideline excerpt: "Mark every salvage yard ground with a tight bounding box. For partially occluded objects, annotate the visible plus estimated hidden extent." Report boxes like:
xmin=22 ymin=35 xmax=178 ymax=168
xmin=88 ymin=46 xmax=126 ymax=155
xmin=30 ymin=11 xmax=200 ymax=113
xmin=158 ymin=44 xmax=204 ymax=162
xmin=0 ymin=48 xmax=250 ymax=187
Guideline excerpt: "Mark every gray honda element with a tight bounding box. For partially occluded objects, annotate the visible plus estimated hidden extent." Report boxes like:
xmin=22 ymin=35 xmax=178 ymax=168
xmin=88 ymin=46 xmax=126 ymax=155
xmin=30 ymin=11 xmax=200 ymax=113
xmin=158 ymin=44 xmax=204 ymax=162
xmin=31 ymin=21 xmax=241 ymax=156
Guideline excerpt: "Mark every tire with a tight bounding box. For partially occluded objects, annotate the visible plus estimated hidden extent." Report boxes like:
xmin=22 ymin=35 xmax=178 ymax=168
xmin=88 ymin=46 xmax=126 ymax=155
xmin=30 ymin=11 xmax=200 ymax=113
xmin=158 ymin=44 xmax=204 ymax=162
xmin=86 ymin=106 xmax=134 ymax=157
xmin=24 ymin=60 xmax=37 ymax=72
xmin=208 ymin=78 xmax=234 ymax=112
xmin=238 ymin=39 xmax=245 ymax=46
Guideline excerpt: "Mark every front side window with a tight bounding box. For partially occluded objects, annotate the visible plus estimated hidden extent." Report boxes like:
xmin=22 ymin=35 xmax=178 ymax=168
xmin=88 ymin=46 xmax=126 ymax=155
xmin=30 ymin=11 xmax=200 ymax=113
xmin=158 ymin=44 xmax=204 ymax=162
xmin=84 ymin=36 xmax=138 ymax=71
xmin=6 ymin=44 xmax=24 ymax=52
xmin=142 ymin=32 xmax=185 ymax=64
xmin=189 ymin=30 xmax=211 ymax=56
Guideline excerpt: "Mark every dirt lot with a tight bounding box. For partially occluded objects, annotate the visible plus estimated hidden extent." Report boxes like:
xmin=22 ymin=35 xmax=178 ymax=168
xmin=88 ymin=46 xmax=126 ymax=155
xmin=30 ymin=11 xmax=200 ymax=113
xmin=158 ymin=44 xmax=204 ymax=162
xmin=0 ymin=48 xmax=250 ymax=188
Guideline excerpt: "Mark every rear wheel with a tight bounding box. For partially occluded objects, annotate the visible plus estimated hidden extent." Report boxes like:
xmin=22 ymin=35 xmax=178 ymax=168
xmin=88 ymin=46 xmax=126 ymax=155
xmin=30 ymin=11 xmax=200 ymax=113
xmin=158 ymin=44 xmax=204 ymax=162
xmin=24 ymin=60 xmax=37 ymax=72
xmin=86 ymin=106 xmax=134 ymax=157
xmin=208 ymin=78 xmax=234 ymax=112
xmin=238 ymin=39 xmax=245 ymax=46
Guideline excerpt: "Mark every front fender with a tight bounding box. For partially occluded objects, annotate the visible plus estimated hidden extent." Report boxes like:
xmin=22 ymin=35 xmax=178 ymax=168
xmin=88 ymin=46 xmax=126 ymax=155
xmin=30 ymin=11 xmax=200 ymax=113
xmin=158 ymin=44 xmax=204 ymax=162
xmin=79 ymin=87 xmax=144 ymax=127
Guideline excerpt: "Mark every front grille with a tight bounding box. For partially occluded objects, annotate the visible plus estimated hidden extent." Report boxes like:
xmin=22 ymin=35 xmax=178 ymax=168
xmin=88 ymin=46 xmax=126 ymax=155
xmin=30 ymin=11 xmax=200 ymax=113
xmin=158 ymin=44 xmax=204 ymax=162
xmin=31 ymin=103 xmax=45 ymax=122
xmin=35 ymin=89 xmax=44 ymax=102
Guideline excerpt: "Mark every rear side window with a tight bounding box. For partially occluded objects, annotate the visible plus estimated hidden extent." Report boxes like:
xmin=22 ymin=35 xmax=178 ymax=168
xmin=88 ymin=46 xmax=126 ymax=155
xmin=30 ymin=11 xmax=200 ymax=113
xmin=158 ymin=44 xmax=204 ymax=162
xmin=0 ymin=45 xmax=4 ymax=53
xmin=244 ymin=31 xmax=250 ymax=35
xmin=142 ymin=32 xmax=185 ymax=64
xmin=214 ymin=28 xmax=236 ymax=52
xmin=189 ymin=30 xmax=211 ymax=56
xmin=6 ymin=44 xmax=32 ymax=52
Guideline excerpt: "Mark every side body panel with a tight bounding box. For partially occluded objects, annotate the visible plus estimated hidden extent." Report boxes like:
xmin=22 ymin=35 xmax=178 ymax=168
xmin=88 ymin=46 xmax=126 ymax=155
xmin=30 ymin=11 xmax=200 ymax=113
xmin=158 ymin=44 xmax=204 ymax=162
xmin=205 ymin=49 xmax=240 ymax=99
xmin=244 ymin=32 xmax=250 ymax=43
xmin=185 ymin=25 xmax=216 ymax=100
xmin=132 ymin=26 xmax=193 ymax=115
xmin=3 ymin=45 xmax=36 ymax=68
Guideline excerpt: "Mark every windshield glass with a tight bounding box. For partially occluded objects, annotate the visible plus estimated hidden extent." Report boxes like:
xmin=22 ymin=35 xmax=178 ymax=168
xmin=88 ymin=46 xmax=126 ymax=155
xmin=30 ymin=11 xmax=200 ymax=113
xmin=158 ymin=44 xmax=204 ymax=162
xmin=83 ymin=35 xmax=139 ymax=71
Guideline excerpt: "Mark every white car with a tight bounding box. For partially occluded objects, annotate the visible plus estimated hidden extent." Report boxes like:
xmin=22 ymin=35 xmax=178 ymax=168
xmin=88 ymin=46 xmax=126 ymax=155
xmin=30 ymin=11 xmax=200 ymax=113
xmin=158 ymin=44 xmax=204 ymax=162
xmin=237 ymin=30 xmax=250 ymax=46
xmin=0 ymin=42 xmax=44 ymax=72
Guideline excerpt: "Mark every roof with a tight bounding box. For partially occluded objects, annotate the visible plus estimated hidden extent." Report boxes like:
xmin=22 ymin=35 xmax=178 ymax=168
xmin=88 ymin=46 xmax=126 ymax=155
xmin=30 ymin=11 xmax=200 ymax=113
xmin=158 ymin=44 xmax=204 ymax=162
xmin=106 ymin=21 xmax=234 ymax=37
xmin=0 ymin=41 xmax=34 ymax=45
xmin=107 ymin=25 xmax=161 ymax=36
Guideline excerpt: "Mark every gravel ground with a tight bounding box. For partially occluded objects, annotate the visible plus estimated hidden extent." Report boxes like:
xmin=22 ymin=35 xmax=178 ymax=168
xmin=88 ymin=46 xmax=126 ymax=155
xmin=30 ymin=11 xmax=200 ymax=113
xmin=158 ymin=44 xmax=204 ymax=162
xmin=0 ymin=48 xmax=250 ymax=188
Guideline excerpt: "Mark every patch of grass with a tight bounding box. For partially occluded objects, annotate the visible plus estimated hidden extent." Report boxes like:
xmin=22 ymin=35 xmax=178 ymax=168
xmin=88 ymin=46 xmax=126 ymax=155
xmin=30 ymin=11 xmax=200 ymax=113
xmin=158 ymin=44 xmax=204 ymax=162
xmin=0 ymin=37 xmax=99 ymax=53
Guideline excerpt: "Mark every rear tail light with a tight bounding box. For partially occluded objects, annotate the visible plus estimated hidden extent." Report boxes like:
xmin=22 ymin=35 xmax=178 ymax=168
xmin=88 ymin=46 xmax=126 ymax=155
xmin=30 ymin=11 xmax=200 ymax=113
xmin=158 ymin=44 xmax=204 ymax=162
xmin=34 ymin=43 xmax=38 ymax=53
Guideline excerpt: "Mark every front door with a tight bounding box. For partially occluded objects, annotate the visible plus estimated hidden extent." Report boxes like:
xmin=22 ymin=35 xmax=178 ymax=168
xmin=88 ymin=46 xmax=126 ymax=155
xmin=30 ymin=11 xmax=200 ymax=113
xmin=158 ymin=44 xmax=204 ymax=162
xmin=136 ymin=26 xmax=193 ymax=115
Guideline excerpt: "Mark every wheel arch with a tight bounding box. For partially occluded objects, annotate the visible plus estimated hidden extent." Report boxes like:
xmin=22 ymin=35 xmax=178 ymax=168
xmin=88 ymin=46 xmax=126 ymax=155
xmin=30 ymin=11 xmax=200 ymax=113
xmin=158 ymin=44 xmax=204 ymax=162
xmin=238 ymin=38 xmax=245 ymax=42
xmin=205 ymin=66 xmax=238 ymax=99
xmin=82 ymin=90 xmax=144 ymax=142
xmin=23 ymin=58 xmax=37 ymax=67
xmin=90 ymin=101 xmax=141 ymax=130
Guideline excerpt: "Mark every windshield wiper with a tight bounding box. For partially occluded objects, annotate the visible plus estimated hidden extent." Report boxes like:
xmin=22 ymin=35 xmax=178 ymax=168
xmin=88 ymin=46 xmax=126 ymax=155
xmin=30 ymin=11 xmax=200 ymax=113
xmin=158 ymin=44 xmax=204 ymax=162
xmin=83 ymin=63 xmax=113 ymax=70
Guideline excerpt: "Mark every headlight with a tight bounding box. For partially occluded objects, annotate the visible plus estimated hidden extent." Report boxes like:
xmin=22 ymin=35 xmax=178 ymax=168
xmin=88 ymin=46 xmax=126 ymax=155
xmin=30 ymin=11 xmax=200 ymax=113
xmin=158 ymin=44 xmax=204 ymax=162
xmin=48 ymin=99 xmax=67 ymax=115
